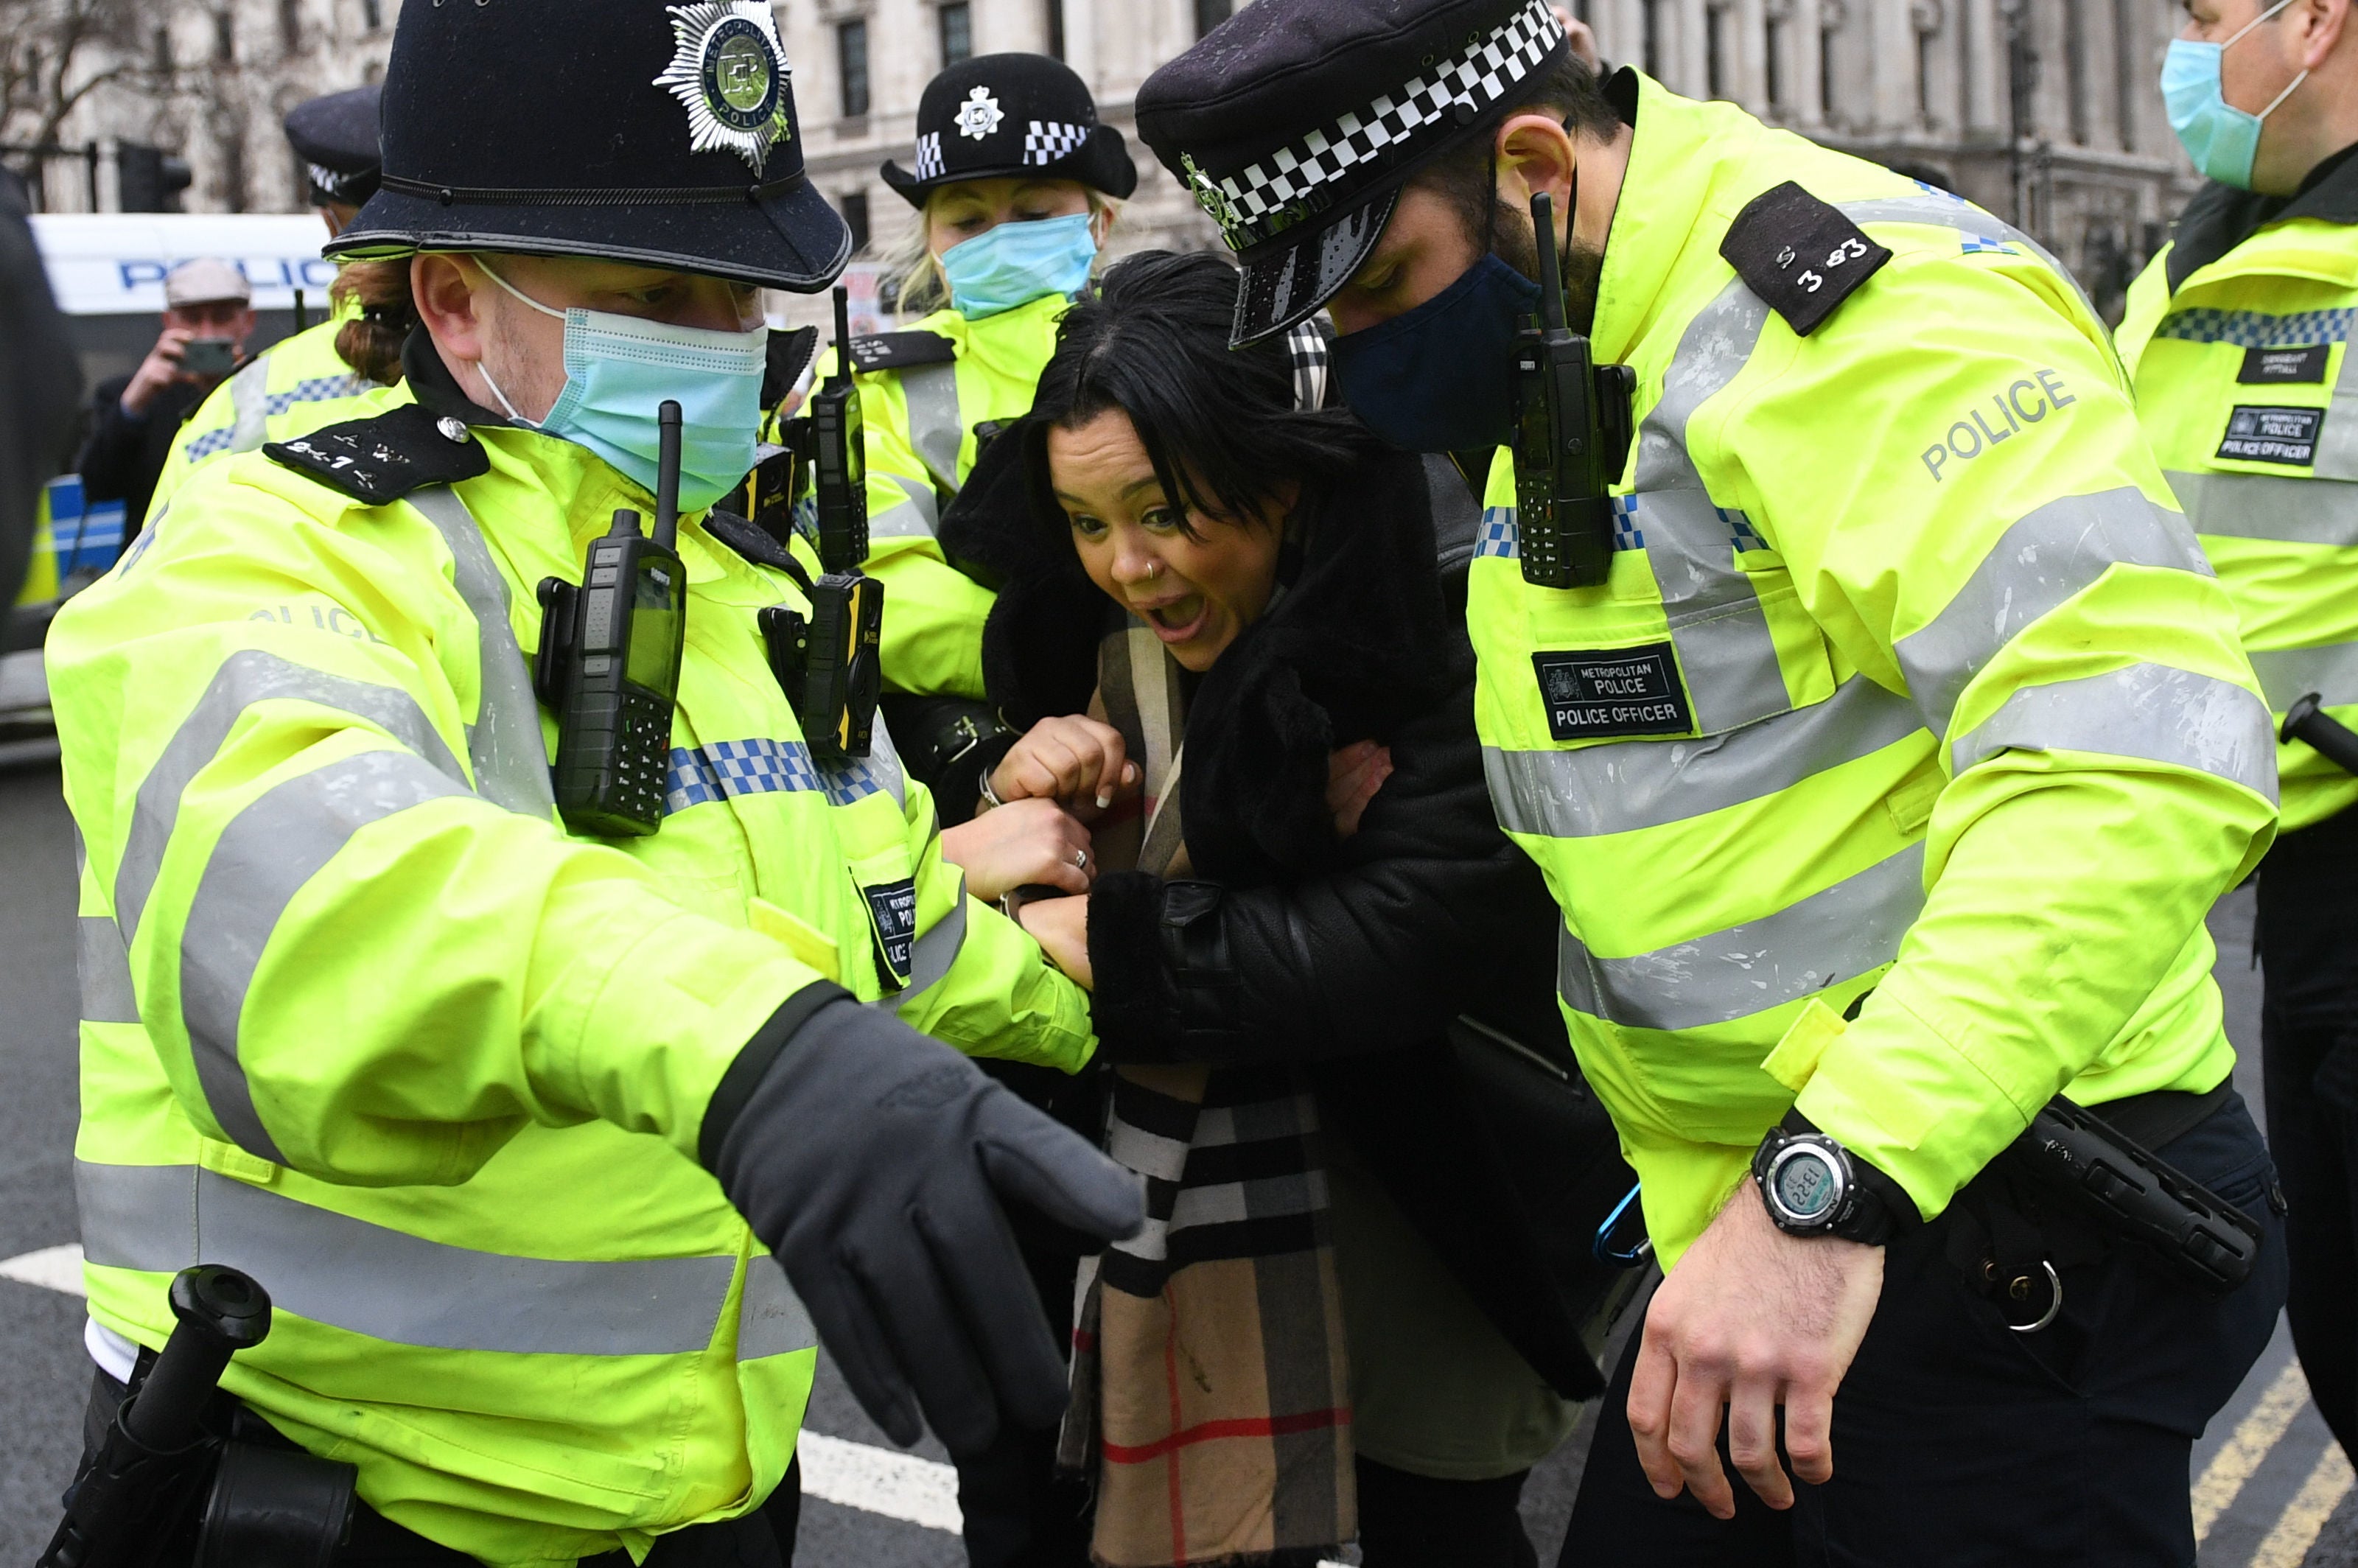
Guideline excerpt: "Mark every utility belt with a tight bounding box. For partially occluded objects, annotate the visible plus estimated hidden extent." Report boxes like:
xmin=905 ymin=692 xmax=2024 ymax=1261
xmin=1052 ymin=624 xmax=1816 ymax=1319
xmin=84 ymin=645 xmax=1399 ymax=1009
xmin=1939 ymin=1082 xmax=2270 ymax=1334
xmin=74 ymin=1359 xmax=777 ymax=1568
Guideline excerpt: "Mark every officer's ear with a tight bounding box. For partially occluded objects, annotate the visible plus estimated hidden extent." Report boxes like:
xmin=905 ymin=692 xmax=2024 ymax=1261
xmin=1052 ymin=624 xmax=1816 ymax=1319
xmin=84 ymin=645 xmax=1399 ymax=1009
xmin=1493 ymin=113 xmax=1580 ymax=251
xmin=2294 ymin=0 xmax=2353 ymax=69
xmin=411 ymin=253 xmax=496 ymax=369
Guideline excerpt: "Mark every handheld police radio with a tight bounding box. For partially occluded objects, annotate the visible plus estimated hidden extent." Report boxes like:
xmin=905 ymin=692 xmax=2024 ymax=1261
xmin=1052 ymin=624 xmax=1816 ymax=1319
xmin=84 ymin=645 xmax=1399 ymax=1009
xmin=762 ymin=285 xmax=884 ymax=760
xmin=533 ymin=401 xmax=689 ymax=837
xmin=1512 ymin=191 xmax=1635 ymax=589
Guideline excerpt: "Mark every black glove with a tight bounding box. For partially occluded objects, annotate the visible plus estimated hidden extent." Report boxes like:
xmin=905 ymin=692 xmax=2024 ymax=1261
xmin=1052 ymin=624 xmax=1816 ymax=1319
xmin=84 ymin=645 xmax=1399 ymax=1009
xmin=703 ymin=991 xmax=1142 ymax=1457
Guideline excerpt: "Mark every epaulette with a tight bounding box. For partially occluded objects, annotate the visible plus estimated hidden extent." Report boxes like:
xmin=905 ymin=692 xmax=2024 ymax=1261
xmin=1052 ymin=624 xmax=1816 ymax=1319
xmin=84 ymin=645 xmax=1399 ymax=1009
xmin=265 ymin=404 xmax=491 ymax=504
xmin=702 ymin=508 xmax=803 ymax=575
xmin=1718 ymin=181 xmax=1893 ymax=338
xmin=844 ymin=330 xmax=958 ymax=373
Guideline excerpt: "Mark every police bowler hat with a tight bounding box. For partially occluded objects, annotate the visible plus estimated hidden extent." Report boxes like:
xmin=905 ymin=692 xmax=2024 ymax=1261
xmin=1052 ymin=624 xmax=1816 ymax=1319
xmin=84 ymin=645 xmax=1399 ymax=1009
xmin=1136 ymin=0 xmax=1569 ymax=345
xmin=881 ymin=54 xmax=1136 ymax=208
xmin=284 ymin=85 xmax=383 ymax=208
xmin=328 ymin=0 xmax=849 ymax=293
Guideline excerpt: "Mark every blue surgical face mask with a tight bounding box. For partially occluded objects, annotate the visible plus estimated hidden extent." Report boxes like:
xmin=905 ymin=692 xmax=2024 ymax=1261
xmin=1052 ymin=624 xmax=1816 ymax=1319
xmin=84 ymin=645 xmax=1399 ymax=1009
xmin=475 ymin=261 xmax=766 ymax=513
xmin=938 ymin=211 xmax=1098 ymax=320
xmin=1329 ymin=255 xmax=1542 ymax=453
xmin=2162 ymin=0 xmax=2309 ymax=190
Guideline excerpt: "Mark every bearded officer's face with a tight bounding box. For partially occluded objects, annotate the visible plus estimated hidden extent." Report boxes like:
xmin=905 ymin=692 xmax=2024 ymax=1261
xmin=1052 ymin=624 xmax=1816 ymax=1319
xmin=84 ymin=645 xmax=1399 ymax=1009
xmin=411 ymin=252 xmax=763 ymax=424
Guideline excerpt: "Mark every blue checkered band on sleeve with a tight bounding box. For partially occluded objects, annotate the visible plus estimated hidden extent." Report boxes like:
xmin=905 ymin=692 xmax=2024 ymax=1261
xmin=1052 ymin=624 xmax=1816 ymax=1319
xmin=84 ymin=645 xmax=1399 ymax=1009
xmin=183 ymin=427 xmax=237 ymax=463
xmin=665 ymin=737 xmax=894 ymax=815
xmin=264 ymin=374 xmax=373 ymax=417
xmin=2155 ymin=307 xmax=2358 ymax=349
xmin=1472 ymin=494 xmax=1648 ymax=561
xmin=1184 ymin=0 xmax=1564 ymax=253
xmin=1024 ymin=120 xmax=1090 ymax=166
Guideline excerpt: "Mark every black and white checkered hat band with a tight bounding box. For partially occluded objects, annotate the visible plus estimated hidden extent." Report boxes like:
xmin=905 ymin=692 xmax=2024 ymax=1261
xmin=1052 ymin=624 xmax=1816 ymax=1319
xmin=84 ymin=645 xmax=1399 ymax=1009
xmin=1188 ymin=0 xmax=1564 ymax=252
xmin=912 ymin=132 xmax=945 ymax=181
xmin=1024 ymin=120 xmax=1091 ymax=166
xmin=1284 ymin=321 xmax=1329 ymax=411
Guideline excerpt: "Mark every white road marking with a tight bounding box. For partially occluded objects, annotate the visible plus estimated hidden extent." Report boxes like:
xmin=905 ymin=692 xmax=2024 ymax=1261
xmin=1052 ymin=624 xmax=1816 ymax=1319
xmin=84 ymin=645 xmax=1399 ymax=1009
xmin=796 ymin=1431 xmax=962 ymax=1533
xmin=2250 ymin=1444 xmax=2355 ymax=1568
xmin=2195 ymin=1360 xmax=2312 ymax=1541
xmin=0 ymin=1242 xmax=83 ymax=1296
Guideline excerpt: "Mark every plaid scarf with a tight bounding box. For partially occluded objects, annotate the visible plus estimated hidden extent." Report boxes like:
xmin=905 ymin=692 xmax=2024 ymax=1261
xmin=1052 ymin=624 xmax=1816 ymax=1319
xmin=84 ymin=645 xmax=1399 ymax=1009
xmin=1060 ymin=610 xmax=1355 ymax=1568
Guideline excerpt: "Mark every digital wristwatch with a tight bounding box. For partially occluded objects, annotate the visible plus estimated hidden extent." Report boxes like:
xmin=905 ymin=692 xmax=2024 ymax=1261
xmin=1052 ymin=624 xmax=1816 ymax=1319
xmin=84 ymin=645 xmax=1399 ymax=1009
xmin=1751 ymin=1115 xmax=1916 ymax=1246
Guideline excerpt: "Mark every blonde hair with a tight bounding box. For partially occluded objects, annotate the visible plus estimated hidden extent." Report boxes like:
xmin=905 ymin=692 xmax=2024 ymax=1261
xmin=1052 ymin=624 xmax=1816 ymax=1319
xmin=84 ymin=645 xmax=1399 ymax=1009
xmin=884 ymin=186 xmax=1123 ymax=317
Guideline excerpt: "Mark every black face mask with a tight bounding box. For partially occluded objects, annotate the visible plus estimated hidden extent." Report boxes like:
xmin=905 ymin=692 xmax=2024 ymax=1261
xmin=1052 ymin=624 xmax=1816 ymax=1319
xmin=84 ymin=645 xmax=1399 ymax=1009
xmin=1328 ymin=253 xmax=1542 ymax=453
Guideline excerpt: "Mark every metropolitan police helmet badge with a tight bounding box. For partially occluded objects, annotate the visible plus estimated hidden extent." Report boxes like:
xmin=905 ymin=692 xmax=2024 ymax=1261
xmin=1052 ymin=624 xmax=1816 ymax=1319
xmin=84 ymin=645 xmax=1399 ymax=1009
xmin=954 ymin=85 xmax=1005 ymax=141
xmin=654 ymin=0 xmax=794 ymax=172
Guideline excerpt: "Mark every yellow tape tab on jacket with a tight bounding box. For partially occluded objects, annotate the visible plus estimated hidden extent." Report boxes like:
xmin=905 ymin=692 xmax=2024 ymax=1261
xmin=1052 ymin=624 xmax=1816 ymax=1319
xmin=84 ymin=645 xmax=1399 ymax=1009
xmin=1761 ymin=996 xmax=1849 ymax=1094
xmin=747 ymin=897 xmax=841 ymax=984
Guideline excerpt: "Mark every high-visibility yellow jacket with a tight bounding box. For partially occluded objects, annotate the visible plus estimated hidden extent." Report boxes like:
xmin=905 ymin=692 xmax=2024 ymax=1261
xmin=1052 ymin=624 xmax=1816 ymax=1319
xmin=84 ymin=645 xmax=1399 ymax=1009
xmin=2118 ymin=195 xmax=2358 ymax=832
xmin=147 ymin=306 xmax=381 ymax=525
xmin=815 ymin=292 xmax=1068 ymax=699
xmin=48 ymin=377 xmax=1091 ymax=1564
xmin=1469 ymin=76 xmax=2277 ymax=1267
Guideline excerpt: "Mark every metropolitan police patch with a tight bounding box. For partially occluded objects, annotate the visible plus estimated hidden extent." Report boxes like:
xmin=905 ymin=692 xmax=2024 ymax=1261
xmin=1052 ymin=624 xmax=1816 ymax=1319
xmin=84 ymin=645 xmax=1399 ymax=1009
xmin=654 ymin=0 xmax=794 ymax=172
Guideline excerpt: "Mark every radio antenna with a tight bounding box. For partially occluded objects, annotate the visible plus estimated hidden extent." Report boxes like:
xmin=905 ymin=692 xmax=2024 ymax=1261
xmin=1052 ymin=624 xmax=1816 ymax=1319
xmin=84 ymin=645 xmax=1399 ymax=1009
xmin=1530 ymin=191 xmax=1567 ymax=335
xmin=830 ymin=285 xmax=853 ymax=382
xmin=653 ymin=399 xmax=682 ymax=550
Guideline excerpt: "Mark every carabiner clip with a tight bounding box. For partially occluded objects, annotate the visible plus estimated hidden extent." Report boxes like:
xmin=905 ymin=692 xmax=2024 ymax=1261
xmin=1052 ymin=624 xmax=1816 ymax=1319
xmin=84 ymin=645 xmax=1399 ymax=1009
xmin=1592 ymin=1181 xmax=1653 ymax=1269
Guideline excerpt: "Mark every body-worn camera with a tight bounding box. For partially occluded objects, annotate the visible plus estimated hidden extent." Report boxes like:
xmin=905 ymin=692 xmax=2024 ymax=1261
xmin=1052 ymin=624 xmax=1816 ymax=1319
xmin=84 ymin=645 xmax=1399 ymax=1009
xmin=765 ymin=286 xmax=884 ymax=760
xmin=1513 ymin=191 xmax=1634 ymax=590
xmin=533 ymin=403 xmax=689 ymax=838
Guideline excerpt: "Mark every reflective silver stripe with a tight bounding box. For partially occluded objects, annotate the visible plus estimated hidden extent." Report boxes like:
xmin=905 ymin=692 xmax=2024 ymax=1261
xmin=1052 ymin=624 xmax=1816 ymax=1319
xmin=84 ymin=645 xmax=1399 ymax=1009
xmin=79 ymin=916 xmax=139 ymax=1025
xmin=1836 ymin=195 xmax=2102 ymax=324
xmin=2165 ymin=469 xmax=2358 ymax=547
xmin=867 ymin=481 xmax=940 ymax=542
xmin=2247 ymin=640 xmax=2358 ymax=712
xmin=2316 ymin=321 xmax=2358 ymax=481
xmin=1951 ymin=662 xmax=2278 ymax=802
xmin=77 ymin=1160 xmax=739 ymax=1356
xmin=1486 ymin=673 xmax=1926 ymax=840
xmin=181 ymin=750 xmax=469 ymax=1163
xmin=403 ymin=487 xmax=559 ymax=819
xmin=226 ymin=358 xmax=270 ymax=455
xmin=1893 ymin=488 xmax=2210 ymax=738
xmin=885 ymin=890 xmax=969 ymax=1011
xmin=737 ymin=1256 xmax=817 ymax=1360
xmin=899 ymin=363 xmax=965 ymax=493
xmin=117 ymin=650 xmax=466 ymax=945
xmin=1558 ymin=842 xmax=1926 ymax=1032
xmin=1631 ymin=280 xmax=1792 ymax=734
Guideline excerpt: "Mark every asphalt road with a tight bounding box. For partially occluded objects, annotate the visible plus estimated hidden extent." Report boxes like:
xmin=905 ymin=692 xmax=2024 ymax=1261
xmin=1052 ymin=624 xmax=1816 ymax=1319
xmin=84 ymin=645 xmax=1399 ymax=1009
xmin=0 ymin=743 xmax=2349 ymax=1565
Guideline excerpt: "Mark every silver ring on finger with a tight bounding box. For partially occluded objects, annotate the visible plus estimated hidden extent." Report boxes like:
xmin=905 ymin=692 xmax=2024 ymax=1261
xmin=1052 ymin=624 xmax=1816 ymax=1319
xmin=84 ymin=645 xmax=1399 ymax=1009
xmin=1073 ymin=848 xmax=1088 ymax=870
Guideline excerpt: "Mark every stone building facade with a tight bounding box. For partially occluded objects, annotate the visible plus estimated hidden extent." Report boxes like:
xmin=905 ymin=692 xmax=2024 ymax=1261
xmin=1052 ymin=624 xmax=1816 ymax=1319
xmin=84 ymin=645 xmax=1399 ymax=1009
xmin=16 ymin=0 xmax=2198 ymax=319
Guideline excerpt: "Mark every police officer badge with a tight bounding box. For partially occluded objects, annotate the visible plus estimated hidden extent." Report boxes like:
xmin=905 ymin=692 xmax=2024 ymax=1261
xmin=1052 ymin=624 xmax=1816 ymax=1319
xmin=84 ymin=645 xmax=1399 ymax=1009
xmin=654 ymin=0 xmax=794 ymax=172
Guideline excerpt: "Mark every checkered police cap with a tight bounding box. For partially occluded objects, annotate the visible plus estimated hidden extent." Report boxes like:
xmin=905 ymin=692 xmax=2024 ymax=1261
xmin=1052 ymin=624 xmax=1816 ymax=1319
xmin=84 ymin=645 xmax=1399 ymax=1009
xmin=1137 ymin=0 xmax=1570 ymax=346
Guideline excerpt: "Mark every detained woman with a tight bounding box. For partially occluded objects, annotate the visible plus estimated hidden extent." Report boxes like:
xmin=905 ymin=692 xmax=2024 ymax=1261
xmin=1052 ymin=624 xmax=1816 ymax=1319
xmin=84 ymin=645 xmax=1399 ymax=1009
xmin=940 ymin=251 xmax=1637 ymax=1568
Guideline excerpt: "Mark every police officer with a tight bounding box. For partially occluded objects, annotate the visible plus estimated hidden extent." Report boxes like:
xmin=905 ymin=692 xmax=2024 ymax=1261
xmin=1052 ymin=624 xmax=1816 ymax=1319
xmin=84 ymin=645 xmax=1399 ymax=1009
xmin=1139 ymin=2 xmax=2287 ymax=1558
xmin=147 ymin=85 xmax=389 ymax=514
xmin=46 ymin=1 xmax=1138 ymax=1561
xmin=798 ymin=55 xmax=1137 ymax=901
xmin=2116 ymin=0 xmax=2358 ymax=1466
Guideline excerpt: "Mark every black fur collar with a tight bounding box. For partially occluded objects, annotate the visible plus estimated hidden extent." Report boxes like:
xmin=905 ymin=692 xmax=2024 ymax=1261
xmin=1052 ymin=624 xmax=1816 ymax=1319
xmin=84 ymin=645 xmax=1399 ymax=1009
xmin=940 ymin=427 xmax=1456 ymax=883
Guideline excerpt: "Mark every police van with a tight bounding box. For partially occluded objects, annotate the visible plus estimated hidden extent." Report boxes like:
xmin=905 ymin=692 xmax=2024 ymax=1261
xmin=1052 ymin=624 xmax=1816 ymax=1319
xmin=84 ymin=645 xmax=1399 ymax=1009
xmin=5 ymin=212 xmax=331 ymax=741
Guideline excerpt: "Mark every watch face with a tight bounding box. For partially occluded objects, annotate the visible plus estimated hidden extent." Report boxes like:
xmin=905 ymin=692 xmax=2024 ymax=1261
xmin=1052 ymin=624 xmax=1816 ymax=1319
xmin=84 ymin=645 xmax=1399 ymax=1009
xmin=1771 ymin=1146 xmax=1843 ymax=1224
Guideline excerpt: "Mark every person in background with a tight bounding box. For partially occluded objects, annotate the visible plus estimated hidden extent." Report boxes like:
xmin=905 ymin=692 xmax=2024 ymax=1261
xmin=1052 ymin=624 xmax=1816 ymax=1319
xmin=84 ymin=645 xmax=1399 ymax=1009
xmin=77 ymin=256 xmax=251 ymax=539
xmin=942 ymin=250 xmax=1630 ymax=1568
xmin=2115 ymin=0 xmax=2358 ymax=1465
xmin=822 ymin=54 xmax=1134 ymax=879
xmin=147 ymin=84 xmax=390 ymax=516
xmin=0 ymin=165 xmax=79 ymax=609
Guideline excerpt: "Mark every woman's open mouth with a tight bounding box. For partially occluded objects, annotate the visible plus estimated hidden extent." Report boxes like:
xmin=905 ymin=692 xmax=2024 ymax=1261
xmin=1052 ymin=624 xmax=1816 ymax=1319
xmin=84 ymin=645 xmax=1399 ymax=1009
xmin=1138 ymin=594 xmax=1210 ymax=644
